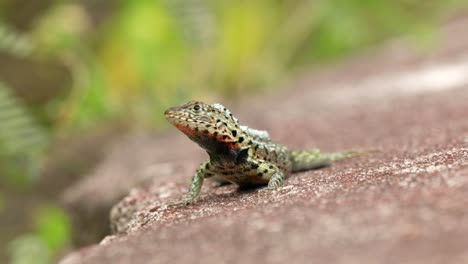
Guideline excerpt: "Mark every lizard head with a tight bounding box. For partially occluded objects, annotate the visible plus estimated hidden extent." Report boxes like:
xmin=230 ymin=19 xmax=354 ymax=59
xmin=165 ymin=100 xmax=243 ymax=152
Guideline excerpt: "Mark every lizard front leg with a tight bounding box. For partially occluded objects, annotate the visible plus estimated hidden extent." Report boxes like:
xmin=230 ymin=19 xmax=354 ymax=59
xmin=175 ymin=160 xmax=211 ymax=205
xmin=266 ymin=170 xmax=285 ymax=190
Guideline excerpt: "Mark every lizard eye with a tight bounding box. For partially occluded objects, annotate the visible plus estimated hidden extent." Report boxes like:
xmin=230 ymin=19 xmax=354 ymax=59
xmin=193 ymin=104 xmax=201 ymax=111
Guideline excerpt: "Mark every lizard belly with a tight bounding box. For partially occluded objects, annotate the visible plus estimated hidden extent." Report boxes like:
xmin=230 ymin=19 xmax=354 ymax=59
xmin=216 ymin=168 xmax=270 ymax=187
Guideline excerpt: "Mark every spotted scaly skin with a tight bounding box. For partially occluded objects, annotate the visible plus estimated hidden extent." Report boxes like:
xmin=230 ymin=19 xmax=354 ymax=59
xmin=165 ymin=101 xmax=361 ymax=205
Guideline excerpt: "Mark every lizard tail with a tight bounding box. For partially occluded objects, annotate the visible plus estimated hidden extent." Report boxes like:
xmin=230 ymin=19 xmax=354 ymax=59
xmin=289 ymin=149 xmax=363 ymax=172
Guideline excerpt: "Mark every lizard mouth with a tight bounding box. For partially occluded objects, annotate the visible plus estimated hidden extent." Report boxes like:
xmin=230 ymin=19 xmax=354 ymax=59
xmin=164 ymin=106 xmax=178 ymax=115
xmin=164 ymin=107 xmax=182 ymax=125
xmin=164 ymin=107 xmax=196 ymax=136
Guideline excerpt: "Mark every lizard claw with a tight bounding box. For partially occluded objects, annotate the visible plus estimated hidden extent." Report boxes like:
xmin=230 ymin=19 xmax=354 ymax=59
xmin=258 ymin=186 xmax=277 ymax=194
xmin=168 ymin=195 xmax=197 ymax=207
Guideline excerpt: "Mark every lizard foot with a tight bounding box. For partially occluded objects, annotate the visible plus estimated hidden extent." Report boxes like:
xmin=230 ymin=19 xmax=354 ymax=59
xmin=167 ymin=195 xmax=198 ymax=207
xmin=258 ymin=186 xmax=278 ymax=195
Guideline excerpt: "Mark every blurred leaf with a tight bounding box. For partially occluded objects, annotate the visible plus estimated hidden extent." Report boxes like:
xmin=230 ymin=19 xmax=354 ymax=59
xmin=0 ymin=22 xmax=34 ymax=57
xmin=8 ymin=234 xmax=51 ymax=264
xmin=58 ymin=58 xmax=114 ymax=130
xmin=7 ymin=205 xmax=70 ymax=264
xmin=32 ymin=3 xmax=90 ymax=56
xmin=34 ymin=205 xmax=70 ymax=252
xmin=0 ymin=82 xmax=48 ymax=187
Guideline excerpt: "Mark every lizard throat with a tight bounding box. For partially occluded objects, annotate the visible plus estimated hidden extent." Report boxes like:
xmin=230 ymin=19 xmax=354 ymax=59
xmin=174 ymin=123 xmax=196 ymax=137
xmin=180 ymin=128 xmax=241 ymax=153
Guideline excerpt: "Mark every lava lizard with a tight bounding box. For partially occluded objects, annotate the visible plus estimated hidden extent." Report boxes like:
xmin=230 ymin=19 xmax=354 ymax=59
xmin=165 ymin=100 xmax=362 ymax=205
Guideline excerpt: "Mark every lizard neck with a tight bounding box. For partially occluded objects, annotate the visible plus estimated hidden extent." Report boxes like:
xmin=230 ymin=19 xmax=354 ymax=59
xmin=205 ymin=130 xmax=250 ymax=165
xmin=207 ymin=144 xmax=238 ymax=164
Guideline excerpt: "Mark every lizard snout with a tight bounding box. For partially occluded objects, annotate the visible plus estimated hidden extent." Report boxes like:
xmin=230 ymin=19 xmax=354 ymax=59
xmin=164 ymin=106 xmax=180 ymax=117
xmin=164 ymin=108 xmax=173 ymax=116
xmin=164 ymin=107 xmax=178 ymax=125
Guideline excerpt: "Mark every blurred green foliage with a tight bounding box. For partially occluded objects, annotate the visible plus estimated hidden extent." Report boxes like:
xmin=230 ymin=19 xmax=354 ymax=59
xmin=8 ymin=235 xmax=51 ymax=264
xmin=8 ymin=205 xmax=70 ymax=264
xmin=0 ymin=23 xmax=33 ymax=57
xmin=34 ymin=205 xmax=71 ymax=252
xmin=0 ymin=83 xmax=47 ymax=187
xmin=26 ymin=0 xmax=465 ymax=131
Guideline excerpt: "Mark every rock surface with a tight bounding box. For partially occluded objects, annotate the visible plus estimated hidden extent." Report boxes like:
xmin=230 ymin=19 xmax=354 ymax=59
xmin=61 ymin=15 xmax=468 ymax=264
xmin=60 ymin=132 xmax=203 ymax=245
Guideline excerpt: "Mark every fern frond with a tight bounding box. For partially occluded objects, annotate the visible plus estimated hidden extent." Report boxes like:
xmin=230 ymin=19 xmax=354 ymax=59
xmin=0 ymin=23 xmax=34 ymax=57
xmin=0 ymin=82 xmax=48 ymax=184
